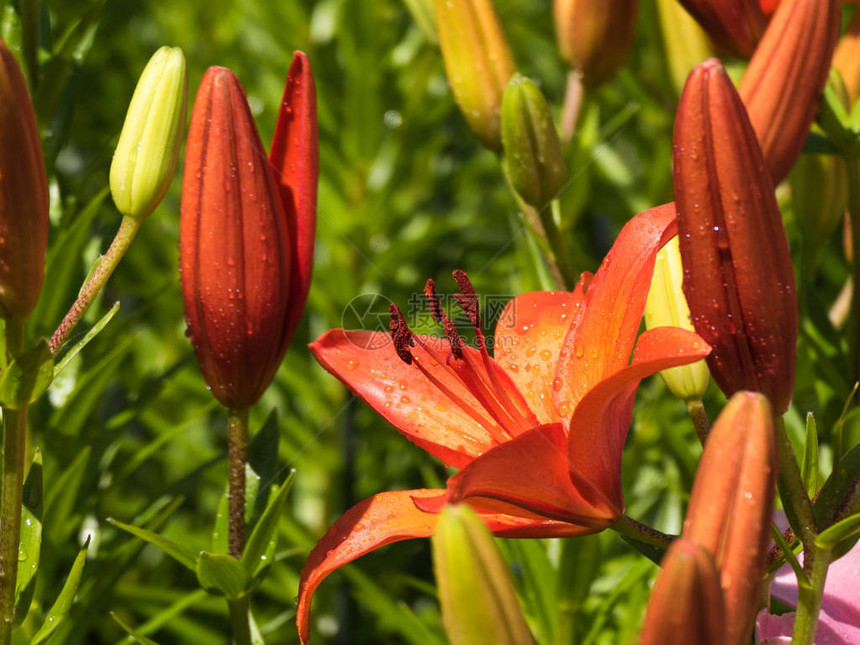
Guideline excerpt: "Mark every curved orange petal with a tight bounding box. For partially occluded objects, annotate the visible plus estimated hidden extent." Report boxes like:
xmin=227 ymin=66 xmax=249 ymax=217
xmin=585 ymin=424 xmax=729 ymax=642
xmin=554 ymin=204 xmax=678 ymax=421
xmin=493 ymin=288 xmax=585 ymax=424
xmin=297 ymin=489 xmax=443 ymax=644
xmin=566 ymin=327 xmax=711 ymax=509
xmin=310 ymin=329 xmax=501 ymax=468
xmin=446 ymin=423 xmax=620 ymax=525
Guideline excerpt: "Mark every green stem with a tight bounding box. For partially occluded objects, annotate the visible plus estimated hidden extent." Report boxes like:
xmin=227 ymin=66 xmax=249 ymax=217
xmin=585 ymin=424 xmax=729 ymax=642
xmin=791 ymin=545 xmax=830 ymax=645
xmin=610 ymin=515 xmax=674 ymax=551
xmin=846 ymin=156 xmax=860 ymax=384
xmin=542 ymin=200 xmax=576 ymax=290
xmin=686 ymin=398 xmax=710 ymax=445
xmin=228 ymin=407 xmax=249 ymax=560
xmin=49 ymin=215 xmax=142 ymax=354
xmin=228 ymin=596 xmax=252 ymax=645
xmin=0 ymin=321 xmax=28 ymax=644
xmin=775 ymin=417 xmax=818 ymax=559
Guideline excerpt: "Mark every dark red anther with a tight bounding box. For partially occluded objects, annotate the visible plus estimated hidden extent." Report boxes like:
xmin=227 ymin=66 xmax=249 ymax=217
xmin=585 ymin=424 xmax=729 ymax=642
xmin=389 ymin=303 xmax=415 ymax=365
xmin=425 ymin=279 xmax=445 ymax=323
xmin=452 ymin=269 xmax=482 ymax=329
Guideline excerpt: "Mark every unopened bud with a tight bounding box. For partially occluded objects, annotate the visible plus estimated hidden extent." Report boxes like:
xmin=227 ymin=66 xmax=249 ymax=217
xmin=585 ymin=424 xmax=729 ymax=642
xmin=110 ymin=46 xmax=188 ymax=219
xmin=0 ymin=39 xmax=48 ymax=322
xmin=553 ymin=0 xmax=638 ymax=87
xmin=433 ymin=0 xmax=516 ymax=150
xmin=683 ymin=392 xmax=777 ymax=645
xmin=432 ymin=505 xmax=534 ymax=645
xmin=655 ymin=0 xmax=713 ymax=95
xmin=641 ymin=538 xmax=726 ymax=645
xmin=644 ymin=235 xmax=709 ymax=401
xmin=501 ymin=74 xmax=566 ymax=209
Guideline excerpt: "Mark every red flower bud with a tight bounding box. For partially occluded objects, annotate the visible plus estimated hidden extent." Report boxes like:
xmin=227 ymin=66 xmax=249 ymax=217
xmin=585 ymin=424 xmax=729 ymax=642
xmin=683 ymin=392 xmax=776 ymax=645
xmin=0 ymin=39 xmax=48 ymax=323
xmin=674 ymin=59 xmax=796 ymax=414
xmin=553 ymin=0 xmax=638 ymax=87
xmin=641 ymin=538 xmax=726 ymax=645
xmin=180 ymin=58 xmax=317 ymax=409
xmin=738 ymin=0 xmax=841 ymax=184
xmin=678 ymin=0 xmax=766 ymax=58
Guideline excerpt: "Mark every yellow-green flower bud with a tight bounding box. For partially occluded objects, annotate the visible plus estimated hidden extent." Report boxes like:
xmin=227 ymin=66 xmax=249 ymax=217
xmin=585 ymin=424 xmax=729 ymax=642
xmin=645 ymin=235 xmax=709 ymax=401
xmin=655 ymin=0 xmax=713 ymax=96
xmin=110 ymin=46 xmax=188 ymax=219
xmin=790 ymin=152 xmax=848 ymax=257
xmin=432 ymin=505 xmax=534 ymax=645
xmin=433 ymin=0 xmax=516 ymax=150
xmin=501 ymin=74 xmax=567 ymax=209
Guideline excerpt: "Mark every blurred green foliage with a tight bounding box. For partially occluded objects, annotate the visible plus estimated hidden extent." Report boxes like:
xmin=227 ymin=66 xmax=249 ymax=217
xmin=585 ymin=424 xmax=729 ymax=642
xmin=3 ymin=0 xmax=858 ymax=643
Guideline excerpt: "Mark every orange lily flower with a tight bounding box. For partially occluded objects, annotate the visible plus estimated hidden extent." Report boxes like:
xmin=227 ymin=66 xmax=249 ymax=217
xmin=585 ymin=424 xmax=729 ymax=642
xmin=296 ymin=204 xmax=710 ymax=643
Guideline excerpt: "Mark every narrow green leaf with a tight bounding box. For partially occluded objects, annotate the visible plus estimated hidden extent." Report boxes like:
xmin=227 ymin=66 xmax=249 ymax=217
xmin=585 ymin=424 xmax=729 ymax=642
xmin=816 ymin=512 xmax=860 ymax=550
xmin=54 ymin=301 xmax=120 ymax=375
xmin=196 ymin=551 xmax=252 ymax=599
xmin=247 ymin=409 xmax=280 ymax=521
xmin=30 ymin=537 xmax=89 ymax=645
xmin=14 ymin=449 xmax=43 ymax=624
xmin=211 ymin=465 xmax=260 ymax=554
xmin=801 ymin=412 xmax=820 ymax=499
xmin=111 ymin=612 xmax=160 ymax=645
xmin=556 ymin=534 xmax=602 ymax=645
xmin=242 ymin=471 xmax=295 ymax=579
xmin=498 ymin=538 xmax=557 ymax=644
xmin=815 ymin=437 xmax=860 ymax=526
xmin=0 ymin=339 xmax=54 ymax=409
xmin=107 ymin=517 xmax=198 ymax=571
xmin=44 ymin=446 xmax=90 ymax=545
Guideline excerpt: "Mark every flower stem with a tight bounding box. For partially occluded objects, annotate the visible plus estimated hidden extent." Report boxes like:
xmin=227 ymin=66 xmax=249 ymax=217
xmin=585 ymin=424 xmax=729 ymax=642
xmin=0 ymin=321 xmax=28 ymax=644
xmin=610 ymin=515 xmax=674 ymax=551
xmin=686 ymin=398 xmax=710 ymax=444
xmin=560 ymin=68 xmax=584 ymax=146
xmin=542 ymin=200 xmax=576 ymax=290
xmin=846 ymin=156 xmax=860 ymax=384
xmin=775 ymin=417 xmax=817 ymax=557
xmin=49 ymin=214 xmax=142 ymax=354
xmin=228 ymin=407 xmax=249 ymax=559
xmin=228 ymin=595 xmax=252 ymax=645
xmin=791 ymin=545 xmax=830 ymax=645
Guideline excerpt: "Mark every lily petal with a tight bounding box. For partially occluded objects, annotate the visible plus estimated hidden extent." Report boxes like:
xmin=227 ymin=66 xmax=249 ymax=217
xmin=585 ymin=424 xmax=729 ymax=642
xmin=493 ymin=289 xmax=585 ymax=424
xmin=566 ymin=327 xmax=711 ymax=511
xmin=447 ymin=423 xmax=620 ymax=525
xmin=310 ymin=329 xmax=501 ymax=468
xmin=297 ymin=489 xmax=594 ymax=643
xmin=270 ymin=51 xmax=319 ymax=347
xmin=297 ymin=489 xmax=443 ymax=644
xmin=555 ymin=204 xmax=678 ymax=420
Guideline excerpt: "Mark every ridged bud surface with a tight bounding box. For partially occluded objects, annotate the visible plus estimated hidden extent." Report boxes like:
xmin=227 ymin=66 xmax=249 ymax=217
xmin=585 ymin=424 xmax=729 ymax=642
xmin=674 ymin=59 xmax=796 ymax=414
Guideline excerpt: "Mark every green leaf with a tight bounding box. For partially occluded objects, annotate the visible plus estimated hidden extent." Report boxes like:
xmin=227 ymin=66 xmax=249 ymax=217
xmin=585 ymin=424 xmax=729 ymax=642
xmin=801 ymin=412 xmax=820 ymax=499
xmin=111 ymin=612 xmax=160 ymax=645
xmin=815 ymin=438 xmax=860 ymax=527
xmin=44 ymin=446 xmax=90 ymax=545
xmin=498 ymin=538 xmax=557 ymax=644
xmin=816 ymin=512 xmax=860 ymax=550
xmin=242 ymin=471 xmax=295 ymax=580
xmin=54 ymin=301 xmax=120 ymax=375
xmin=247 ymin=409 xmax=280 ymax=521
xmin=211 ymin=465 xmax=260 ymax=554
xmin=0 ymin=339 xmax=54 ymax=409
xmin=14 ymin=449 xmax=43 ymax=624
xmin=556 ymin=534 xmax=602 ymax=645
xmin=108 ymin=517 xmax=198 ymax=571
xmin=196 ymin=551 xmax=252 ymax=599
xmin=802 ymin=131 xmax=844 ymax=156
xmin=30 ymin=537 xmax=89 ymax=645
xmin=768 ymin=524 xmax=808 ymax=586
